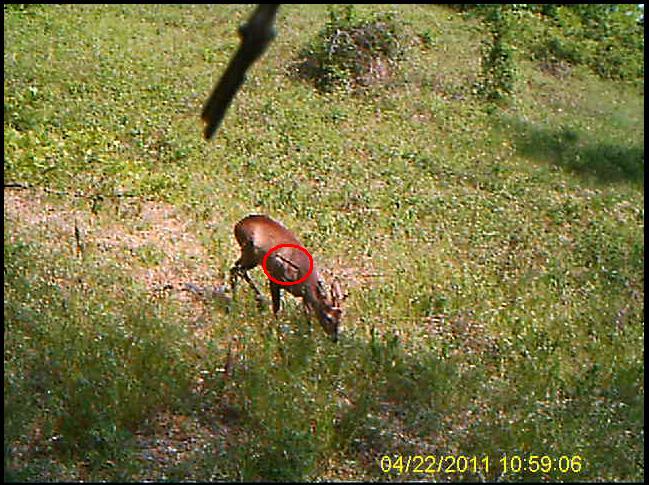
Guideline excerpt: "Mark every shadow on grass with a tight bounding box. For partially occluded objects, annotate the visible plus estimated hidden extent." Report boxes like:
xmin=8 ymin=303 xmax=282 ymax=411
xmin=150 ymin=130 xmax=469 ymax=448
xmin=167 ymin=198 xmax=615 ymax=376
xmin=504 ymin=118 xmax=644 ymax=186
xmin=181 ymin=325 xmax=465 ymax=481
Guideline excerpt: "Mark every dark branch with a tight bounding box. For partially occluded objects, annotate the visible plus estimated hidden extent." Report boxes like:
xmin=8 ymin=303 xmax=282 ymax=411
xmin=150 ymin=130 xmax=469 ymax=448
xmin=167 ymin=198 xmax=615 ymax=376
xmin=201 ymin=4 xmax=280 ymax=140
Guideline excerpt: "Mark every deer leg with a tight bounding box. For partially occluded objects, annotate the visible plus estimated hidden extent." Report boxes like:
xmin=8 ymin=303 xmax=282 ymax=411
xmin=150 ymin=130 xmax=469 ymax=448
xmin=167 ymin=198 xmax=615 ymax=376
xmin=230 ymin=264 xmax=241 ymax=298
xmin=270 ymin=282 xmax=287 ymax=344
xmin=270 ymin=281 xmax=281 ymax=315
xmin=230 ymin=262 xmax=263 ymax=304
xmin=302 ymin=301 xmax=314 ymax=334
xmin=241 ymin=270 xmax=264 ymax=302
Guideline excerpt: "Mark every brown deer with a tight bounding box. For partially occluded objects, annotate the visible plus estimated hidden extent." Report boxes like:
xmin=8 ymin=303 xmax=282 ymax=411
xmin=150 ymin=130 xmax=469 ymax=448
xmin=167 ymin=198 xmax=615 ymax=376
xmin=230 ymin=214 xmax=343 ymax=341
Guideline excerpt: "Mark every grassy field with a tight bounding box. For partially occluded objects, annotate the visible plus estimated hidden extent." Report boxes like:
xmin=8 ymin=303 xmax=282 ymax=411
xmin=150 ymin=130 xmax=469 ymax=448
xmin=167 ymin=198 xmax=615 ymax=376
xmin=4 ymin=4 xmax=644 ymax=481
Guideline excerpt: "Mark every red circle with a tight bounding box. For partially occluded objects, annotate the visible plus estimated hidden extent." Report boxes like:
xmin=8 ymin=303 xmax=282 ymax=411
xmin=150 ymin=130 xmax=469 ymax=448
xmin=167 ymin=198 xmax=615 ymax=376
xmin=262 ymin=244 xmax=313 ymax=286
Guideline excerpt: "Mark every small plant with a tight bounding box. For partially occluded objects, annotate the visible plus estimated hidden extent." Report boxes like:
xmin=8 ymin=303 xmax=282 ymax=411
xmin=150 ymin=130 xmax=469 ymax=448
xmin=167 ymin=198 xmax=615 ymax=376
xmin=292 ymin=5 xmax=408 ymax=92
xmin=418 ymin=29 xmax=435 ymax=49
xmin=478 ymin=5 xmax=519 ymax=102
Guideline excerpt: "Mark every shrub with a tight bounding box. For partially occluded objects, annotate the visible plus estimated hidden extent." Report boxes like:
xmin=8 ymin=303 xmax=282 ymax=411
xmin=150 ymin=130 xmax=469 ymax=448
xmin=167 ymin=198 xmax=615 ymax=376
xmin=292 ymin=5 xmax=408 ymax=92
xmin=478 ymin=6 xmax=519 ymax=102
xmin=459 ymin=4 xmax=644 ymax=82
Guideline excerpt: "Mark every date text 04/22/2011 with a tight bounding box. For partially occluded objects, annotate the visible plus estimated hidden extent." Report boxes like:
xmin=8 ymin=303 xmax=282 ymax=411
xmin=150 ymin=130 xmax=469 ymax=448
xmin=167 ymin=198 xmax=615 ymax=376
xmin=379 ymin=454 xmax=584 ymax=476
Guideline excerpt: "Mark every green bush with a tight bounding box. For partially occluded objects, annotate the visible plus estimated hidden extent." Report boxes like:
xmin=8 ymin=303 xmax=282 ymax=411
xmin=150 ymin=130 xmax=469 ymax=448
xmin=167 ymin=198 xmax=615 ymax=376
xmin=292 ymin=5 xmax=408 ymax=92
xmin=462 ymin=4 xmax=644 ymax=82
xmin=478 ymin=6 xmax=519 ymax=102
xmin=534 ymin=5 xmax=643 ymax=81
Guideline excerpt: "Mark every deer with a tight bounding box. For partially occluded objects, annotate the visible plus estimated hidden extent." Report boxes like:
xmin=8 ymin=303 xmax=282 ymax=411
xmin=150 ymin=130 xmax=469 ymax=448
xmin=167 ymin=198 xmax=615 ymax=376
xmin=230 ymin=214 xmax=343 ymax=341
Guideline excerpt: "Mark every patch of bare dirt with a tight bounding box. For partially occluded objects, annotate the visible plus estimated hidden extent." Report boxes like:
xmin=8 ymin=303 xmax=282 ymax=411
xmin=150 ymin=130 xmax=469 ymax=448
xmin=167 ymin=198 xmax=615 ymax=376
xmin=4 ymin=188 xmax=217 ymax=295
xmin=539 ymin=60 xmax=573 ymax=79
xmin=4 ymin=189 xmax=88 ymax=243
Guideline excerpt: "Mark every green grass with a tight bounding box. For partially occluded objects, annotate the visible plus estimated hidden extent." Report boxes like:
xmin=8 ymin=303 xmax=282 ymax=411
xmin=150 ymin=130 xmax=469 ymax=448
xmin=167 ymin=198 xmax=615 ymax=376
xmin=4 ymin=4 xmax=644 ymax=482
